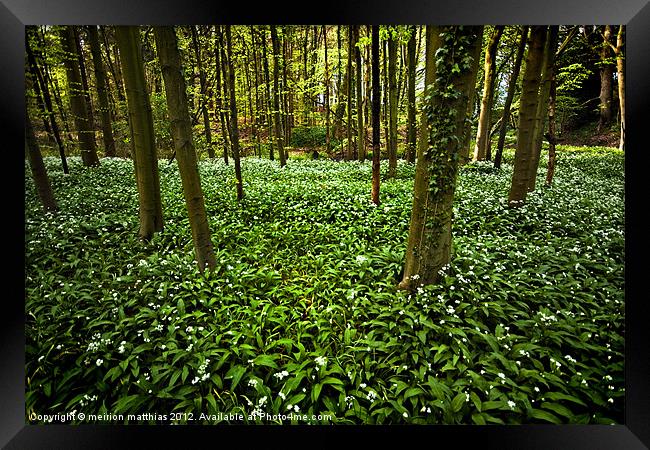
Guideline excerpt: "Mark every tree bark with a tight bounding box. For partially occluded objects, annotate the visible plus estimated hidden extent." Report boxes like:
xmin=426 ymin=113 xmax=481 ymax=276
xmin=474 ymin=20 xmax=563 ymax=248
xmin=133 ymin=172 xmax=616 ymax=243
xmin=354 ymin=26 xmax=365 ymax=161
xmin=324 ymin=25 xmax=331 ymax=154
xmin=154 ymin=26 xmax=217 ymax=272
xmin=598 ymin=25 xmax=614 ymax=132
xmin=225 ymin=26 xmax=245 ymax=200
xmin=88 ymin=25 xmax=116 ymax=157
xmin=270 ymin=26 xmax=286 ymax=166
xmin=191 ymin=26 xmax=215 ymax=158
xmin=346 ymin=25 xmax=354 ymax=161
xmin=494 ymin=26 xmax=528 ymax=169
xmin=387 ymin=29 xmax=398 ymax=178
xmin=406 ymin=25 xmax=417 ymax=164
xmin=26 ymin=102 xmax=58 ymax=212
xmin=459 ymin=27 xmax=485 ymax=164
xmin=528 ymin=26 xmax=559 ymax=192
xmin=214 ymin=26 xmax=230 ymax=164
xmin=398 ymin=26 xmax=482 ymax=290
xmin=508 ymin=26 xmax=547 ymax=207
xmin=60 ymin=26 xmax=100 ymax=167
xmin=615 ymin=25 xmax=625 ymax=151
xmin=473 ymin=26 xmax=504 ymax=161
xmin=370 ymin=25 xmax=381 ymax=205
xmin=545 ymin=71 xmax=557 ymax=186
xmin=115 ymin=25 xmax=164 ymax=239
xmin=262 ymin=27 xmax=275 ymax=160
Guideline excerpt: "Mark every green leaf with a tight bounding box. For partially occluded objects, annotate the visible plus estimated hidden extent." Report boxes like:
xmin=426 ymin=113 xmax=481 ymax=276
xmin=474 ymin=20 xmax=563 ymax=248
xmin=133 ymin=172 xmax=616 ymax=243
xmin=529 ymin=408 xmax=562 ymax=424
xmin=225 ymin=365 xmax=247 ymax=390
xmin=451 ymin=392 xmax=466 ymax=413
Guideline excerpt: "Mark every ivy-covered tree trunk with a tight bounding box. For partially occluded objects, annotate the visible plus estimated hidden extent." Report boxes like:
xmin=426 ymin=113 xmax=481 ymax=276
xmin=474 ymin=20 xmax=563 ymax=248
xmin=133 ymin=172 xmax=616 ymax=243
xmin=370 ymin=25 xmax=381 ymax=205
xmin=26 ymin=105 xmax=58 ymax=212
xmin=473 ymin=26 xmax=504 ymax=161
xmin=59 ymin=26 xmax=100 ymax=167
xmin=115 ymin=25 xmax=164 ymax=240
xmin=417 ymin=27 xmax=436 ymax=164
xmin=270 ymin=26 xmax=286 ymax=167
xmin=598 ymin=25 xmax=614 ymax=132
xmin=87 ymin=25 xmax=116 ymax=157
xmin=346 ymin=25 xmax=354 ymax=161
xmin=508 ymin=26 xmax=547 ymax=207
xmin=528 ymin=26 xmax=559 ymax=192
xmin=406 ymin=25 xmax=417 ymax=164
xmin=494 ymin=26 xmax=528 ymax=169
xmin=387 ymin=30 xmax=398 ymax=178
xmin=225 ymin=25 xmax=245 ymax=200
xmin=154 ymin=26 xmax=217 ymax=272
xmin=398 ymin=26 xmax=482 ymax=289
xmin=354 ymin=26 xmax=365 ymax=161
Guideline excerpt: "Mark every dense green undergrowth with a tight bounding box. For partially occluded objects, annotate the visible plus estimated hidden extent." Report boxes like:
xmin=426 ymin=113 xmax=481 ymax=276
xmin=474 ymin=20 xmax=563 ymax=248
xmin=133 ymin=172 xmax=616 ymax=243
xmin=25 ymin=146 xmax=624 ymax=424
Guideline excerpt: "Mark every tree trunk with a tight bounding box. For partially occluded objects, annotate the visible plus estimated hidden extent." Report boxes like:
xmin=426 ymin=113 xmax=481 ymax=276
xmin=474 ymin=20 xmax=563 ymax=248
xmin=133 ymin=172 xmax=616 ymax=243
xmin=225 ymin=25 xmax=245 ymax=200
xmin=370 ymin=25 xmax=381 ymax=205
xmin=154 ymin=26 xmax=217 ymax=272
xmin=494 ymin=26 xmax=528 ymax=169
xmin=354 ymin=26 xmax=365 ymax=161
xmin=262 ymin=27 xmax=275 ymax=160
xmin=26 ymin=29 xmax=69 ymax=174
xmin=387 ymin=29 xmax=398 ymax=178
xmin=101 ymin=26 xmax=125 ymax=103
xmin=473 ymin=26 xmax=504 ymax=161
xmin=88 ymin=26 xmax=116 ymax=157
xmin=191 ymin=26 xmax=214 ymax=158
xmin=214 ymin=26 xmax=230 ymax=164
xmin=324 ymin=25 xmax=331 ymax=154
xmin=459 ymin=27 xmax=485 ymax=164
xmin=59 ymin=26 xmax=100 ymax=167
xmin=270 ymin=26 xmax=286 ymax=166
xmin=115 ymin=26 xmax=164 ymax=239
xmin=616 ymin=25 xmax=625 ymax=151
xmin=74 ymin=27 xmax=94 ymax=131
xmin=528 ymin=26 xmax=559 ymax=192
xmin=26 ymin=102 xmax=58 ymax=212
xmin=406 ymin=25 xmax=417 ymax=163
xmin=508 ymin=26 xmax=547 ymax=207
xmin=545 ymin=71 xmax=557 ymax=186
xmin=398 ymin=26 xmax=482 ymax=290
xmin=598 ymin=25 xmax=614 ymax=132
xmin=346 ymin=25 xmax=354 ymax=161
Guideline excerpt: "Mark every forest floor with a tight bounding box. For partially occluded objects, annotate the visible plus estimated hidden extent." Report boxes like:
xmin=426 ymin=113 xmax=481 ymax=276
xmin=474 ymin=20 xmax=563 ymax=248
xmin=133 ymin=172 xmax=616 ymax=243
xmin=25 ymin=145 xmax=624 ymax=424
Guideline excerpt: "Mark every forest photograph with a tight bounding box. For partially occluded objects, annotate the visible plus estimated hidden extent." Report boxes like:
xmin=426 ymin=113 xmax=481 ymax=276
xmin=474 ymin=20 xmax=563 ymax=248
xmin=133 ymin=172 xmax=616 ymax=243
xmin=24 ymin=24 xmax=625 ymax=425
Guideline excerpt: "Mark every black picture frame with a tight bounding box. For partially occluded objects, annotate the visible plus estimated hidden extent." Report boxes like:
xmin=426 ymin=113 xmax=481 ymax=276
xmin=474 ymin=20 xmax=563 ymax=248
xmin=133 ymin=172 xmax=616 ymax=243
xmin=5 ymin=0 xmax=649 ymax=447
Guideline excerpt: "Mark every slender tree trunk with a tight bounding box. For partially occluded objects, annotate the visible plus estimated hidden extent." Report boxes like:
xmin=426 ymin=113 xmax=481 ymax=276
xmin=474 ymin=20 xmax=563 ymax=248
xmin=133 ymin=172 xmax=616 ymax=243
xmin=545 ymin=71 xmax=557 ymax=186
xmin=88 ymin=25 xmax=116 ymax=157
xmin=346 ymin=25 xmax=354 ymax=161
xmin=224 ymin=26 xmax=245 ymax=200
xmin=474 ymin=26 xmax=504 ymax=161
xmin=383 ymin=39 xmax=390 ymax=163
xmin=26 ymin=30 xmax=69 ymax=174
xmin=459 ymin=27 xmax=485 ymax=164
xmin=598 ymin=25 xmax=614 ymax=132
xmin=251 ymin=26 xmax=263 ymax=156
xmin=191 ymin=26 xmax=214 ymax=158
xmin=59 ymin=26 xmax=100 ymax=167
xmin=26 ymin=102 xmax=58 ymax=212
xmin=262 ymin=27 xmax=275 ymax=160
xmin=214 ymin=26 xmax=230 ymax=164
xmin=370 ymin=25 xmax=381 ymax=205
xmin=406 ymin=25 xmax=417 ymax=164
xmin=74 ymin=27 xmax=94 ymax=130
xmin=398 ymin=26 xmax=482 ymax=290
xmin=270 ymin=25 xmax=286 ymax=166
xmin=387 ymin=30 xmax=398 ymax=178
xmin=615 ymin=25 xmax=625 ymax=151
xmin=154 ymin=26 xmax=216 ymax=272
xmin=354 ymin=26 xmax=365 ymax=161
xmin=115 ymin=25 xmax=164 ymax=239
xmin=508 ymin=26 xmax=547 ymax=207
xmin=324 ymin=25 xmax=331 ymax=154
xmin=101 ymin=26 xmax=125 ymax=102
xmin=528 ymin=26 xmax=559 ymax=192
xmin=495 ymin=26 xmax=528 ymax=169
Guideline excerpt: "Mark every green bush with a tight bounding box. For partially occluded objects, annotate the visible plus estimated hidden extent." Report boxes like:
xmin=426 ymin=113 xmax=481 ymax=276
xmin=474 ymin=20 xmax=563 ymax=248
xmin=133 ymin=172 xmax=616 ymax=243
xmin=290 ymin=126 xmax=327 ymax=148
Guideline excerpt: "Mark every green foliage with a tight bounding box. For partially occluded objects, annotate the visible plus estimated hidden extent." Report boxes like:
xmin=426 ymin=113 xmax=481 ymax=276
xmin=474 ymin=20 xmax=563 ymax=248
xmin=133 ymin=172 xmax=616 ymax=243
xmin=290 ymin=126 xmax=333 ymax=149
xmin=25 ymin=146 xmax=624 ymax=424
